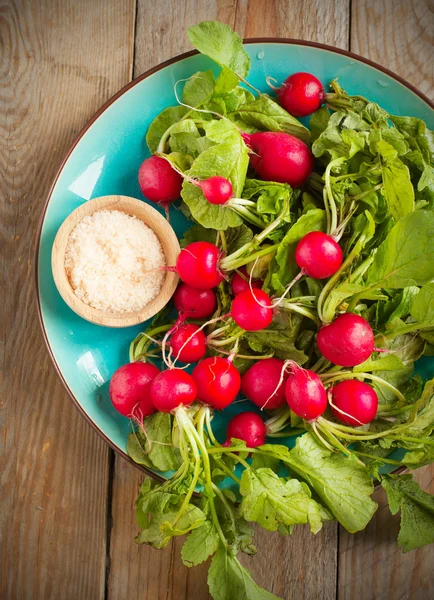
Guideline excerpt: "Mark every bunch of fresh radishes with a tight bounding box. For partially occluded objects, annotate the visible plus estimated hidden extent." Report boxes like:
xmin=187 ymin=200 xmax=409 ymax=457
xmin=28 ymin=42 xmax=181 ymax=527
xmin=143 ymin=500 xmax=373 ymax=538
xmin=110 ymin=70 xmax=382 ymax=448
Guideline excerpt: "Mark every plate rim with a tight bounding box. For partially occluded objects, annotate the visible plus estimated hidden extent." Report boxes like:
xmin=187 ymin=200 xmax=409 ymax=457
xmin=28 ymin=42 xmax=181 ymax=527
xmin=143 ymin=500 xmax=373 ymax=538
xmin=34 ymin=37 xmax=427 ymax=475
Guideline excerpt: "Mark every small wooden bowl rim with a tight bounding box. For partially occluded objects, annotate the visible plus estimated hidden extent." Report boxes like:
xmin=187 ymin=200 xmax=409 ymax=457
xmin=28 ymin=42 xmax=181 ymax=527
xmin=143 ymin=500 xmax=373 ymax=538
xmin=51 ymin=195 xmax=180 ymax=327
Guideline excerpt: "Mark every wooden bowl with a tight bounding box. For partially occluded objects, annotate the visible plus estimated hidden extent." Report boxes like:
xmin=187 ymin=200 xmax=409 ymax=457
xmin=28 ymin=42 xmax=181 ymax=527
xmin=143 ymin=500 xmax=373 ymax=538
xmin=51 ymin=195 xmax=180 ymax=327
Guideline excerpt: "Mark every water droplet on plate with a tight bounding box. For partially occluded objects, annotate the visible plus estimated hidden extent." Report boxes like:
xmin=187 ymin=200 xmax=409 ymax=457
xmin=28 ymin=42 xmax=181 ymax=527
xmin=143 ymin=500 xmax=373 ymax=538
xmin=377 ymin=80 xmax=389 ymax=88
xmin=256 ymin=51 xmax=265 ymax=60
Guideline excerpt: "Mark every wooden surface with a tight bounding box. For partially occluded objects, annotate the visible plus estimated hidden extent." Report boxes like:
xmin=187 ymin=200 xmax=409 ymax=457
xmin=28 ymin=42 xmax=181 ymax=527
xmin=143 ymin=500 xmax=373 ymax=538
xmin=1 ymin=1 xmax=433 ymax=599
xmin=51 ymin=195 xmax=180 ymax=327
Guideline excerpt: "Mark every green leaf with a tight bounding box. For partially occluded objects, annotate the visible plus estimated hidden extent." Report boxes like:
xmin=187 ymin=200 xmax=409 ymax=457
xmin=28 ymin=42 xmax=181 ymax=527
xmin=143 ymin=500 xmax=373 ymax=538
xmin=242 ymin=179 xmax=292 ymax=223
xmin=354 ymin=354 xmax=406 ymax=373
xmin=181 ymin=133 xmax=248 ymax=230
xmin=312 ymin=111 xmax=355 ymax=160
xmin=407 ymin=380 xmax=434 ymax=437
xmin=136 ymin=484 xmax=206 ymax=548
xmin=203 ymin=119 xmax=243 ymax=145
xmin=169 ymin=123 xmax=214 ymax=158
xmin=267 ymin=209 xmax=326 ymax=293
xmin=377 ymin=140 xmax=414 ymax=221
xmin=378 ymin=286 xmax=420 ymax=324
xmin=126 ymin=432 xmax=155 ymax=470
xmin=309 ymin=106 xmax=331 ymax=142
xmin=403 ymin=442 xmax=434 ymax=469
xmin=214 ymin=494 xmax=256 ymax=556
xmin=182 ymin=70 xmax=215 ymax=107
xmin=239 ymin=468 xmax=326 ymax=533
xmin=411 ymin=283 xmax=434 ymax=324
xmin=215 ymin=87 xmax=256 ymax=113
xmin=208 ymin=545 xmax=281 ymax=600
xmin=127 ymin=413 xmax=180 ymax=472
xmin=418 ymin=164 xmax=434 ymax=192
xmin=146 ymin=106 xmax=189 ymax=153
xmin=289 ymin=433 xmax=377 ymax=533
xmin=233 ymin=95 xmax=309 ymax=142
xmin=225 ymin=224 xmax=254 ymax=253
xmin=382 ymin=474 xmax=434 ymax=552
xmin=245 ymin=330 xmax=308 ymax=364
xmin=364 ymin=211 xmax=434 ymax=290
xmin=181 ymin=223 xmax=217 ymax=247
xmin=251 ymin=452 xmax=281 ymax=472
xmin=181 ymin=520 xmax=220 ymax=567
xmin=187 ymin=22 xmax=250 ymax=93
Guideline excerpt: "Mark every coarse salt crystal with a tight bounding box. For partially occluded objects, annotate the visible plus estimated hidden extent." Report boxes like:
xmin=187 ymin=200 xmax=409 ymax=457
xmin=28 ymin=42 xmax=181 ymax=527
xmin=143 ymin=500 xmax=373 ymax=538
xmin=64 ymin=210 xmax=166 ymax=313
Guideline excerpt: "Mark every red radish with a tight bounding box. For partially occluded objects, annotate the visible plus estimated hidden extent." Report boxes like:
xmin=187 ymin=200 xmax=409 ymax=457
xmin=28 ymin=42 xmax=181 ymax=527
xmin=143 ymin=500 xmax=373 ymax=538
xmin=197 ymin=176 xmax=233 ymax=205
xmin=224 ymin=412 xmax=267 ymax=447
xmin=138 ymin=156 xmax=182 ymax=203
xmin=192 ymin=357 xmax=241 ymax=410
xmin=273 ymin=72 xmax=324 ymax=117
xmin=295 ymin=231 xmax=343 ymax=279
xmin=317 ymin=313 xmax=375 ymax=367
xmin=241 ymin=358 xmax=288 ymax=409
xmin=329 ymin=380 xmax=378 ymax=426
xmin=150 ymin=368 xmax=196 ymax=412
xmin=170 ymin=323 xmax=207 ymax=363
xmin=231 ymin=267 xmax=262 ymax=296
xmin=242 ymin=131 xmax=314 ymax=188
xmin=109 ymin=362 xmax=160 ymax=418
xmin=176 ymin=242 xmax=224 ymax=289
xmin=173 ymin=283 xmax=217 ymax=319
xmin=159 ymin=155 xmax=233 ymax=205
xmin=231 ymin=289 xmax=273 ymax=331
xmin=285 ymin=364 xmax=327 ymax=420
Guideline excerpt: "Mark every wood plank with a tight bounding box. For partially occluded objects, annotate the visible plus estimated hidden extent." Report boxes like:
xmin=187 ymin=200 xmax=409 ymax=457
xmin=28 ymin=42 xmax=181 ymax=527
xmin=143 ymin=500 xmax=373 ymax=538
xmin=133 ymin=0 xmax=238 ymax=76
xmin=235 ymin=0 xmax=350 ymax=48
xmin=108 ymin=2 xmax=350 ymax=598
xmin=0 ymin=0 xmax=135 ymax=598
xmin=351 ymin=0 xmax=434 ymax=98
xmin=337 ymin=2 xmax=434 ymax=598
xmin=338 ymin=468 xmax=434 ymax=600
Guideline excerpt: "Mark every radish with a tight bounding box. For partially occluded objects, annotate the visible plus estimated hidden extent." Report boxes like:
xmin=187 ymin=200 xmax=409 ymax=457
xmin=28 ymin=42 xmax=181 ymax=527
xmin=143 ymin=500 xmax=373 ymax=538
xmin=176 ymin=241 xmax=224 ymax=289
xmin=241 ymin=358 xmax=288 ymax=409
xmin=231 ymin=267 xmax=262 ymax=296
xmin=173 ymin=283 xmax=217 ymax=319
xmin=158 ymin=155 xmax=233 ymax=205
xmin=231 ymin=289 xmax=273 ymax=331
xmin=285 ymin=363 xmax=327 ymax=420
xmin=241 ymin=131 xmax=314 ymax=188
xmin=150 ymin=368 xmax=197 ymax=412
xmin=295 ymin=231 xmax=343 ymax=279
xmin=109 ymin=362 xmax=160 ymax=418
xmin=271 ymin=72 xmax=324 ymax=117
xmin=138 ymin=156 xmax=182 ymax=203
xmin=329 ymin=380 xmax=378 ymax=426
xmin=223 ymin=412 xmax=267 ymax=447
xmin=196 ymin=176 xmax=233 ymax=205
xmin=170 ymin=323 xmax=207 ymax=363
xmin=317 ymin=313 xmax=375 ymax=367
xmin=192 ymin=357 xmax=241 ymax=410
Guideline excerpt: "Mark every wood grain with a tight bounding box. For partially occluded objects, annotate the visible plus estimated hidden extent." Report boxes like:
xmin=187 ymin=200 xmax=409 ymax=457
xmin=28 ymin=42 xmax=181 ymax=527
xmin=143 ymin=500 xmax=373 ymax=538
xmin=133 ymin=0 xmax=238 ymax=76
xmin=235 ymin=0 xmax=350 ymax=48
xmin=351 ymin=0 xmax=434 ymax=98
xmin=0 ymin=0 xmax=135 ymax=598
xmin=51 ymin=195 xmax=180 ymax=328
xmin=338 ymin=468 xmax=434 ymax=600
xmin=337 ymin=2 xmax=434 ymax=597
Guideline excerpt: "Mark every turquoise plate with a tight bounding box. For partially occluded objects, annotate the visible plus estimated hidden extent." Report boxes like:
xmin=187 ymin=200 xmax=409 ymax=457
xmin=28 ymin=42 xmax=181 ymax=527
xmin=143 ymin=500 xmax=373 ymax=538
xmin=36 ymin=40 xmax=434 ymax=484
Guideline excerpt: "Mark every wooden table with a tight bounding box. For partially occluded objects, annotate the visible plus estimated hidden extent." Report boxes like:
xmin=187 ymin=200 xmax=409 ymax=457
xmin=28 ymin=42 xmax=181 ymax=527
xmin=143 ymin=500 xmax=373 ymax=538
xmin=2 ymin=1 xmax=433 ymax=598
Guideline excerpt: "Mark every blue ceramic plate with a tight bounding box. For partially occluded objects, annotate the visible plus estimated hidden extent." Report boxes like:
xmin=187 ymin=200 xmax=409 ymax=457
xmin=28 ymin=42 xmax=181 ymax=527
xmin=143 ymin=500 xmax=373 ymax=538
xmin=36 ymin=40 xmax=434 ymax=482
